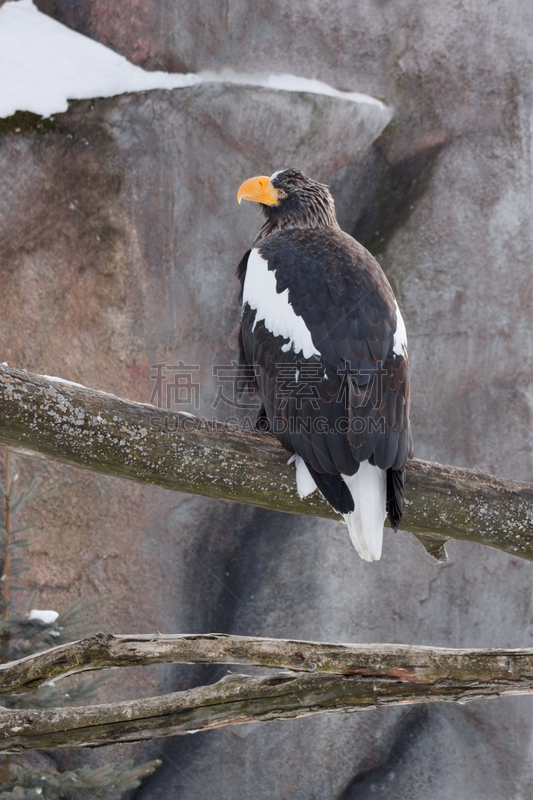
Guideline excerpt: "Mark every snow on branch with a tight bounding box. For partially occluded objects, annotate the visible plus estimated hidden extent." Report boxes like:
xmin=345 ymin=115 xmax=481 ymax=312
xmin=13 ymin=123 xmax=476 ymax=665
xmin=1 ymin=632 xmax=533 ymax=751
xmin=1 ymin=363 xmax=532 ymax=562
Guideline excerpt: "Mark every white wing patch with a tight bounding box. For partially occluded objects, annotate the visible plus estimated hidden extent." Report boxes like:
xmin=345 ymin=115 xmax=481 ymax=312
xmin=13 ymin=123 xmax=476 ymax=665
xmin=393 ymin=301 xmax=408 ymax=357
xmin=243 ymin=249 xmax=320 ymax=359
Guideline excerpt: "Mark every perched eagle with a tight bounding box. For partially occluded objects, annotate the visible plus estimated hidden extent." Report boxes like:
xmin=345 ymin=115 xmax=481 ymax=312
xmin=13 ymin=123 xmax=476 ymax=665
xmin=237 ymin=169 xmax=412 ymax=561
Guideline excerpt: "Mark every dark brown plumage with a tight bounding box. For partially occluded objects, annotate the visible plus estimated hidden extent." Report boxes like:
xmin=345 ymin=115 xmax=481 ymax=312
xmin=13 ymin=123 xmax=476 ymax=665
xmin=237 ymin=169 xmax=412 ymax=560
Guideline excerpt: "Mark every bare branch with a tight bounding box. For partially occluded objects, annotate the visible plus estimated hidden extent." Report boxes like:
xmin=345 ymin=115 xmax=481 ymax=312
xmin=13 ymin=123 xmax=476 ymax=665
xmin=1 ymin=633 xmax=533 ymax=751
xmin=2 ymin=632 xmax=533 ymax=696
xmin=1 ymin=364 xmax=532 ymax=560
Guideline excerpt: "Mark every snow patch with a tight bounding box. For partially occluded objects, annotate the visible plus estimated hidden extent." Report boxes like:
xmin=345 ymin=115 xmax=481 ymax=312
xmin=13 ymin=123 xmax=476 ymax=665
xmin=0 ymin=0 xmax=201 ymax=118
xmin=0 ymin=1 xmax=390 ymax=119
xmin=42 ymin=374 xmax=88 ymax=390
xmin=199 ymin=71 xmax=389 ymax=111
xmin=28 ymin=609 xmax=59 ymax=624
xmin=40 ymin=372 xmax=163 ymax=412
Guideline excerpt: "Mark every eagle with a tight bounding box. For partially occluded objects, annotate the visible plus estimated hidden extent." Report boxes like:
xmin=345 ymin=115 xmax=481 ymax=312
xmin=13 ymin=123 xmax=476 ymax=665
xmin=236 ymin=169 xmax=412 ymax=561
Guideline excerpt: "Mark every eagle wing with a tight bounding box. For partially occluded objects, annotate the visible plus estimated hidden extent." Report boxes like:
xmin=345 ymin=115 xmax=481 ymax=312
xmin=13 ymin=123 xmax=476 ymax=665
xmin=238 ymin=227 xmax=412 ymax=505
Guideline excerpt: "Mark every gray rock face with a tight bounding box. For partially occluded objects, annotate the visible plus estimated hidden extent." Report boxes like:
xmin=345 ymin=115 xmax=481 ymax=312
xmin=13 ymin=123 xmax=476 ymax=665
xmin=2 ymin=1 xmax=533 ymax=797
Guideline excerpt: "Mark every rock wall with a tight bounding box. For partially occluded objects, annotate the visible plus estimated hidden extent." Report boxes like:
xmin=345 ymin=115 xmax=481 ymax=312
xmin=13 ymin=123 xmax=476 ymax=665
xmin=1 ymin=0 xmax=533 ymax=797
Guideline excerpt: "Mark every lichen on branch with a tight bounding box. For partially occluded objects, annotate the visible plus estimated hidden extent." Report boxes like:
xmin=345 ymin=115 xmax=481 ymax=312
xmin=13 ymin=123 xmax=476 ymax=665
xmin=2 ymin=632 xmax=533 ymax=751
xmin=0 ymin=364 xmax=532 ymax=561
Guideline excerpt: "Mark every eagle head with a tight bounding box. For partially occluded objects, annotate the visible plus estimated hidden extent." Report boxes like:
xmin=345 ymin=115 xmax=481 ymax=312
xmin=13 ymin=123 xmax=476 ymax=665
xmin=238 ymin=168 xmax=338 ymax=237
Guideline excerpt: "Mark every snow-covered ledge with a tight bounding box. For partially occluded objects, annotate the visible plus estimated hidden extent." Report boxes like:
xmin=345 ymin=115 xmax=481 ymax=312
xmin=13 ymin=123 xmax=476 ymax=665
xmin=0 ymin=0 xmax=391 ymax=123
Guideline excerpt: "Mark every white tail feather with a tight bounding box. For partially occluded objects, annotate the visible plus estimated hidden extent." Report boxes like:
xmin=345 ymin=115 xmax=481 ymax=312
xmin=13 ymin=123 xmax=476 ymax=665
xmin=289 ymin=455 xmax=386 ymax=562
xmin=342 ymin=462 xmax=387 ymax=562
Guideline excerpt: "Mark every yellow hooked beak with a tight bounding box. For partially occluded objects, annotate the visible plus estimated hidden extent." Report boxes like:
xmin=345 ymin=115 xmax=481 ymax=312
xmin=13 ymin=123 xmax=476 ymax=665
xmin=237 ymin=175 xmax=280 ymax=206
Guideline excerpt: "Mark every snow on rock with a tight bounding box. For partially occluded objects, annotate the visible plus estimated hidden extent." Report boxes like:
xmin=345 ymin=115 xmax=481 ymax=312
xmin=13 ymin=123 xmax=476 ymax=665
xmin=28 ymin=609 xmax=59 ymax=624
xmin=0 ymin=0 xmax=390 ymax=120
xmin=0 ymin=0 xmax=201 ymax=118
xmin=198 ymin=71 xmax=389 ymax=111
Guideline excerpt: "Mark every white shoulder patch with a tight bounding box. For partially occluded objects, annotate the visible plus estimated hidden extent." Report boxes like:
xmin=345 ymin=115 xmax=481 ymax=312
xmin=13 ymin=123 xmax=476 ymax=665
xmin=243 ymin=249 xmax=320 ymax=359
xmin=393 ymin=301 xmax=408 ymax=357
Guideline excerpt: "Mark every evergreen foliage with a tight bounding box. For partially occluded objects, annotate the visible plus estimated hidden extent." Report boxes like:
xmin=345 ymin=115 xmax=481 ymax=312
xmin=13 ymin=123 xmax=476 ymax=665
xmin=0 ymin=452 xmax=161 ymax=798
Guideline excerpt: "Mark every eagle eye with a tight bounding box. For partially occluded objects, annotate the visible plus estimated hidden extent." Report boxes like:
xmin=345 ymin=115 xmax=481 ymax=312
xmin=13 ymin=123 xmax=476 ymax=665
xmin=277 ymin=189 xmax=288 ymax=199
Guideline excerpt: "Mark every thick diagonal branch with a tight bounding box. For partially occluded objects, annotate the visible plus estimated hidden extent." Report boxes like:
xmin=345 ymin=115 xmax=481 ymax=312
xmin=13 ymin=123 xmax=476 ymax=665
xmin=1 ymin=633 xmax=533 ymax=751
xmin=1 ymin=364 xmax=532 ymax=561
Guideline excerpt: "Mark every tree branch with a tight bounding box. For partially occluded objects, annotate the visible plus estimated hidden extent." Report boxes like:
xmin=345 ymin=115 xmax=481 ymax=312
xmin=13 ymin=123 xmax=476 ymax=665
xmin=1 ymin=364 xmax=532 ymax=561
xmin=2 ymin=632 xmax=533 ymax=695
xmin=1 ymin=633 xmax=533 ymax=751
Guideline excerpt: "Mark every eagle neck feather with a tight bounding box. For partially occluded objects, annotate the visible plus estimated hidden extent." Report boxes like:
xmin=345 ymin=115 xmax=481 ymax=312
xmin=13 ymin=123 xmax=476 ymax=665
xmin=255 ymin=190 xmax=339 ymax=242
